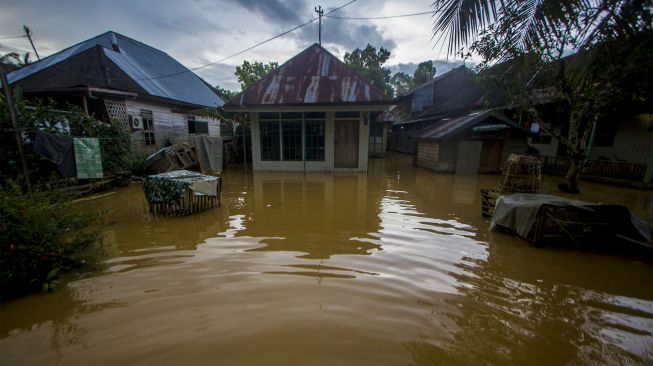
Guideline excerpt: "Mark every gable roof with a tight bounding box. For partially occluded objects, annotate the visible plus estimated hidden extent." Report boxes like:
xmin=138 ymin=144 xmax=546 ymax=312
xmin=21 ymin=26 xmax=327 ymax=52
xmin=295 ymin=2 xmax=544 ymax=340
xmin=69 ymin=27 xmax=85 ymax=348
xmin=415 ymin=67 xmax=486 ymax=118
xmin=414 ymin=110 xmax=525 ymax=140
xmin=7 ymin=31 xmax=223 ymax=108
xmin=225 ymin=43 xmax=391 ymax=109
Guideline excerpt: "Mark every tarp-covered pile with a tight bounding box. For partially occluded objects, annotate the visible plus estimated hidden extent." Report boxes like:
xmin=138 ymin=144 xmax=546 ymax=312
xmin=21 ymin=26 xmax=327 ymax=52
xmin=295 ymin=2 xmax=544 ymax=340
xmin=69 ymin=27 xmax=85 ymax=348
xmin=142 ymin=170 xmax=221 ymax=215
xmin=492 ymin=193 xmax=653 ymax=249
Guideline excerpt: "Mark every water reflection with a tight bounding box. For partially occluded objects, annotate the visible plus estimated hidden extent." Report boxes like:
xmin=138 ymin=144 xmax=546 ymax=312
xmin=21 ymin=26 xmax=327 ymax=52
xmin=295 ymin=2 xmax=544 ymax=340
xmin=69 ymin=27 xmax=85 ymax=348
xmin=247 ymin=173 xmax=382 ymax=259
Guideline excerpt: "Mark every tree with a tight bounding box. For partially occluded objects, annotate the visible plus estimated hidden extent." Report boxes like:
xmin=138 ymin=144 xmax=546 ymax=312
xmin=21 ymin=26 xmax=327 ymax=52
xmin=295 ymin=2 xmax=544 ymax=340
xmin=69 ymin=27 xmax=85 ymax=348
xmin=390 ymin=72 xmax=413 ymax=96
xmin=214 ymin=85 xmax=236 ymax=102
xmin=235 ymin=61 xmax=279 ymax=90
xmin=412 ymin=60 xmax=436 ymax=86
xmin=431 ymin=0 xmax=652 ymax=192
xmin=344 ymin=44 xmax=394 ymax=97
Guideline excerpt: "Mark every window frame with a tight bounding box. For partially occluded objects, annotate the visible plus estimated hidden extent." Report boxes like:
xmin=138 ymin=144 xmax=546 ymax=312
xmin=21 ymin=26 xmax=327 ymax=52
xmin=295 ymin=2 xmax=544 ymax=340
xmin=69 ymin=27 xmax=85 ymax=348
xmin=258 ymin=112 xmax=326 ymax=162
xmin=141 ymin=110 xmax=156 ymax=146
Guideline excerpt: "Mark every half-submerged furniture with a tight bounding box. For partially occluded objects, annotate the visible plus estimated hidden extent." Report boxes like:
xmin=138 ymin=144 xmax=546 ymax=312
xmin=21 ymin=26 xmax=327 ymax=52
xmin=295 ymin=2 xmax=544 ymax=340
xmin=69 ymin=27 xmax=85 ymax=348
xmin=142 ymin=170 xmax=221 ymax=215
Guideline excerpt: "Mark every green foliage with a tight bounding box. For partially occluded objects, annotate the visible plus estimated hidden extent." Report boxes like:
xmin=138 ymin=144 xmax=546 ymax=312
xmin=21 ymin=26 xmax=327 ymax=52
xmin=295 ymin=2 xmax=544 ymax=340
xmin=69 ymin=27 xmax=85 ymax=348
xmin=390 ymin=61 xmax=437 ymax=97
xmin=344 ymin=44 xmax=393 ymax=97
xmin=0 ymin=180 xmax=103 ymax=300
xmin=412 ymin=61 xmax=436 ymax=86
xmin=431 ymin=0 xmax=652 ymax=57
xmin=390 ymin=72 xmax=413 ymax=96
xmin=214 ymin=85 xmax=237 ymax=102
xmin=123 ymin=152 xmax=149 ymax=176
xmin=235 ymin=61 xmax=279 ymax=90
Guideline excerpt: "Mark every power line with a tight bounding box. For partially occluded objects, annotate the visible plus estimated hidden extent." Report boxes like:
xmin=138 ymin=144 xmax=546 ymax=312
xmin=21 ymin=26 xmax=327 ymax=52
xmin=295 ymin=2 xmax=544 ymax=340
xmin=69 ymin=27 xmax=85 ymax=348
xmin=324 ymin=10 xmax=436 ymax=20
xmin=141 ymin=0 xmax=358 ymax=81
xmin=0 ymin=35 xmax=27 ymax=40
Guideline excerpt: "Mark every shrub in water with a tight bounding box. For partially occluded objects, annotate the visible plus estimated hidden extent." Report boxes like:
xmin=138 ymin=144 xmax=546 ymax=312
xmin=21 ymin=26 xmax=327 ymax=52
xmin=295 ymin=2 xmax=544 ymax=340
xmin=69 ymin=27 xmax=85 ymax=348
xmin=0 ymin=181 xmax=103 ymax=300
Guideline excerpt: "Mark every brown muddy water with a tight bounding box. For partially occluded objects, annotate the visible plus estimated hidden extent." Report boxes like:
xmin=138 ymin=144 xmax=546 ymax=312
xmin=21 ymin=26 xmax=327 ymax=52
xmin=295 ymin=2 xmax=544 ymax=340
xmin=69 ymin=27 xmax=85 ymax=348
xmin=1 ymin=154 xmax=653 ymax=365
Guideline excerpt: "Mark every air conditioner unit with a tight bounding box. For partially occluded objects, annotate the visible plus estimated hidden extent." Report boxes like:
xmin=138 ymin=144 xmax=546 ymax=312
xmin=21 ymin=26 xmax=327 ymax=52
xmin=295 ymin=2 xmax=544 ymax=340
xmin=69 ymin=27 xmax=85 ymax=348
xmin=129 ymin=115 xmax=143 ymax=130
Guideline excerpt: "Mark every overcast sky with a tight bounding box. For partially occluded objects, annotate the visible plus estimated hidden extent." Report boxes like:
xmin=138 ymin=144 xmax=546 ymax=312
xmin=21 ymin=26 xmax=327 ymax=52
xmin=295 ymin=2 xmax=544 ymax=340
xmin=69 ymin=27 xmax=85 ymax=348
xmin=0 ymin=0 xmax=466 ymax=91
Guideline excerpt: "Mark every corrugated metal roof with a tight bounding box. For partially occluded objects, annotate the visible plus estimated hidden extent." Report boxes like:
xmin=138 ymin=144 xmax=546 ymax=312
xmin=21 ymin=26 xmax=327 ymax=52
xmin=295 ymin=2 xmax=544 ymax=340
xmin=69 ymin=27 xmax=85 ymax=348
xmin=8 ymin=31 xmax=223 ymax=108
xmin=414 ymin=110 xmax=522 ymax=140
xmin=225 ymin=44 xmax=391 ymax=108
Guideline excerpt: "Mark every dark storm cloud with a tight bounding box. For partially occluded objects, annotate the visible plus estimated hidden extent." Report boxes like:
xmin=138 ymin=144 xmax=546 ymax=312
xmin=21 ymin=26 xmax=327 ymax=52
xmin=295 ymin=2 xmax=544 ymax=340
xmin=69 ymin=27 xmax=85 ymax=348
xmin=232 ymin=0 xmax=308 ymax=23
xmin=297 ymin=19 xmax=396 ymax=53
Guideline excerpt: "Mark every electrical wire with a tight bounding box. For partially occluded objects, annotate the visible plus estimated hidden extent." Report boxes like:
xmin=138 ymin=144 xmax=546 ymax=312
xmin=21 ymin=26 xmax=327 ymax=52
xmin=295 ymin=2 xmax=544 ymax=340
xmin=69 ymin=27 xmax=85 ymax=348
xmin=324 ymin=10 xmax=436 ymax=20
xmin=0 ymin=35 xmax=27 ymax=40
xmin=139 ymin=0 xmax=358 ymax=81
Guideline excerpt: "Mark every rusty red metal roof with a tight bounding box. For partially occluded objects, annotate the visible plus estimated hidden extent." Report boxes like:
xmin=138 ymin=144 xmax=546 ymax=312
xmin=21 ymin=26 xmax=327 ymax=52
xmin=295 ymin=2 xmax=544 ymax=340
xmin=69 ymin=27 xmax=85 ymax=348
xmin=225 ymin=44 xmax=391 ymax=108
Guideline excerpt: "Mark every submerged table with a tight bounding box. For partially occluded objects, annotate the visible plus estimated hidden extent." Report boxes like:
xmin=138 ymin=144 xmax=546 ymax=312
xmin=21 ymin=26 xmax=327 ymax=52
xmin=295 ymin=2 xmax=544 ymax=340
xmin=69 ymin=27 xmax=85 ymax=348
xmin=142 ymin=170 xmax=221 ymax=215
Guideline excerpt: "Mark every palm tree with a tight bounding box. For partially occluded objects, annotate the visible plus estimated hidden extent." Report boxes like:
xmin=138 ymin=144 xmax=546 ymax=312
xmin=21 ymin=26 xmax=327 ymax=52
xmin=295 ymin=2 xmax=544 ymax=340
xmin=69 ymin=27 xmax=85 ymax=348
xmin=1 ymin=51 xmax=32 ymax=68
xmin=432 ymin=0 xmax=652 ymax=57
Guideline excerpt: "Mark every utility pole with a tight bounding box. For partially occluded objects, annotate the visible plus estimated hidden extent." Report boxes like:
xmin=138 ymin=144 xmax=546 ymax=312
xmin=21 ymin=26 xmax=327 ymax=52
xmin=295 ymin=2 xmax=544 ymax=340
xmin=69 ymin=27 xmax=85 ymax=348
xmin=0 ymin=65 xmax=32 ymax=194
xmin=314 ymin=5 xmax=324 ymax=46
xmin=23 ymin=25 xmax=40 ymax=61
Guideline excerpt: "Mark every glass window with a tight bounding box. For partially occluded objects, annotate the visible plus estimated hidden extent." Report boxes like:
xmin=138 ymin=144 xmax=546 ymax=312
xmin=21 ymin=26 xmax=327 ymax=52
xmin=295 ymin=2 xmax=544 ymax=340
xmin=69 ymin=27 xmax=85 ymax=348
xmin=260 ymin=120 xmax=280 ymax=161
xmin=305 ymin=120 xmax=325 ymax=161
xmin=188 ymin=116 xmax=209 ymax=135
xmin=259 ymin=112 xmax=326 ymax=162
xmin=282 ymin=120 xmax=302 ymax=161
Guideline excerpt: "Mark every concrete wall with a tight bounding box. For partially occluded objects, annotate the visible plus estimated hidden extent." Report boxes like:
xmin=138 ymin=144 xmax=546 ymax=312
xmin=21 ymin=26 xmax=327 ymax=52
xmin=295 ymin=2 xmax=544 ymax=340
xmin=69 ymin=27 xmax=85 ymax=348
xmin=126 ymin=99 xmax=220 ymax=154
xmin=250 ymin=111 xmax=369 ymax=172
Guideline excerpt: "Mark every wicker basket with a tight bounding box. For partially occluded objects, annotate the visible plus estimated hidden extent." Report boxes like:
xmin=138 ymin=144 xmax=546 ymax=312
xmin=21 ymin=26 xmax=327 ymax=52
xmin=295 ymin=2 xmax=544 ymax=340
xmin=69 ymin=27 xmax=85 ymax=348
xmin=498 ymin=154 xmax=542 ymax=193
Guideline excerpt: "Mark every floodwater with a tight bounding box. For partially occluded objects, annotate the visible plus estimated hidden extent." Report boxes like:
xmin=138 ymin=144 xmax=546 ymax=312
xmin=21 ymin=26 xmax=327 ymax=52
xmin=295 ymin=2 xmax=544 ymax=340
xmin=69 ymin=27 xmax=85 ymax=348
xmin=1 ymin=154 xmax=652 ymax=365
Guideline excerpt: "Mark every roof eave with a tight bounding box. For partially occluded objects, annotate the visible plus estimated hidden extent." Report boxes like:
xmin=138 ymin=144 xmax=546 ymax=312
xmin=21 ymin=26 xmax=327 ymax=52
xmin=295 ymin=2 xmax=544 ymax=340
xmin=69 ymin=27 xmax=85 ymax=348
xmin=224 ymin=102 xmax=393 ymax=112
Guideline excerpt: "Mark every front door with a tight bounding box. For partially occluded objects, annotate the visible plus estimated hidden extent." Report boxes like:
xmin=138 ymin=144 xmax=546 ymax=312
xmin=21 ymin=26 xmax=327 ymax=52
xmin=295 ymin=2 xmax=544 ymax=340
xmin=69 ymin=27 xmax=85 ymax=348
xmin=334 ymin=120 xmax=359 ymax=168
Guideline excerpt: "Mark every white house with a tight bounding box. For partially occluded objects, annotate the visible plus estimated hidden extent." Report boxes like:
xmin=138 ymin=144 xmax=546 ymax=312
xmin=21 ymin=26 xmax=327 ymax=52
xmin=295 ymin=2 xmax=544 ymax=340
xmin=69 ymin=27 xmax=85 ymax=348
xmin=224 ymin=44 xmax=392 ymax=172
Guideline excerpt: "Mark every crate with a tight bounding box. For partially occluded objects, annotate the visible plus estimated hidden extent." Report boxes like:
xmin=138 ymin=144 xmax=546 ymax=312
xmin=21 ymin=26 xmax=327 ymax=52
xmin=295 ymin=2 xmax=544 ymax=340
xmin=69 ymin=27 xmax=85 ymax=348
xmin=481 ymin=188 xmax=502 ymax=218
xmin=499 ymin=154 xmax=541 ymax=193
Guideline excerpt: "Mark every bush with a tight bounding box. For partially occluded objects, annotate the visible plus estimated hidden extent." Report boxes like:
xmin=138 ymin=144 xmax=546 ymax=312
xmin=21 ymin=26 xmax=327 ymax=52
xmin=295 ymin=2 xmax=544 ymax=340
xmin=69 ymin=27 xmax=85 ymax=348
xmin=0 ymin=181 xmax=103 ymax=300
xmin=123 ymin=153 xmax=149 ymax=176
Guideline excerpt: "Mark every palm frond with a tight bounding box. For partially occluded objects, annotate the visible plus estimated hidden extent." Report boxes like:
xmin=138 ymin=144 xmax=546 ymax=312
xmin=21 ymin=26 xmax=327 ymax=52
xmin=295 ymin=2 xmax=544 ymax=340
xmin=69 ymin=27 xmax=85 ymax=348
xmin=432 ymin=0 xmax=498 ymax=54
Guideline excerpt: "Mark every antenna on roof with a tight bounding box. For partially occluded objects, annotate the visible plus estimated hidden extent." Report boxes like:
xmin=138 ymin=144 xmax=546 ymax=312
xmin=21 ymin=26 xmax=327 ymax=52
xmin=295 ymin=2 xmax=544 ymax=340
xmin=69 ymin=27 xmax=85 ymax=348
xmin=314 ymin=5 xmax=324 ymax=46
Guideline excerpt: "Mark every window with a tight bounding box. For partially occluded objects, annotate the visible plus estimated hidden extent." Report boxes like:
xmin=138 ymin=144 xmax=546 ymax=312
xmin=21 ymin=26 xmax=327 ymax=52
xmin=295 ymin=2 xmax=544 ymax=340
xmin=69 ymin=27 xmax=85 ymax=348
xmin=593 ymin=120 xmax=618 ymax=147
xmin=305 ymin=115 xmax=325 ymax=161
xmin=282 ymin=120 xmax=302 ymax=161
xmin=259 ymin=112 xmax=326 ymax=162
xmin=260 ymin=118 xmax=281 ymax=161
xmin=188 ymin=116 xmax=209 ymax=135
xmin=141 ymin=110 xmax=155 ymax=145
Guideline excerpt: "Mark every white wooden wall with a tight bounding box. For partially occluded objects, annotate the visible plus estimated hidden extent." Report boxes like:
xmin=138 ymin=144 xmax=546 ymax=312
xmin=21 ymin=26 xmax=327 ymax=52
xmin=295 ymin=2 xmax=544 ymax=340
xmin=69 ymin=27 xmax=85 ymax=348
xmin=125 ymin=99 xmax=220 ymax=152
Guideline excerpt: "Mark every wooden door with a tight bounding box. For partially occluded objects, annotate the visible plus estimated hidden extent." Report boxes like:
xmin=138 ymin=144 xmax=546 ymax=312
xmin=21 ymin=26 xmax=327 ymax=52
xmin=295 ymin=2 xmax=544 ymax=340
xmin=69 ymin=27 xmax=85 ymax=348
xmin=334 ymin=120 xmax=359 ymax=168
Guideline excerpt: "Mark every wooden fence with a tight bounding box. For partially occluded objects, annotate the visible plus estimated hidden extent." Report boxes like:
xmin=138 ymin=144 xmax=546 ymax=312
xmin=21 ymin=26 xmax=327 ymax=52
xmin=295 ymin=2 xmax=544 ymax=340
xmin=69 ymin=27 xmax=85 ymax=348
xmin=541 ymin=156 xmax=647 ymax=182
